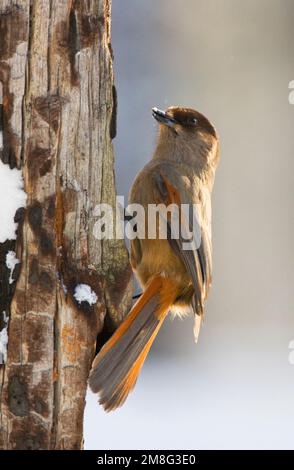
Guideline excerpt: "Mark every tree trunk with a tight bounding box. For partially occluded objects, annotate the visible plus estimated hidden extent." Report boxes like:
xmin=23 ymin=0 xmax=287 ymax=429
xmin=0 ymin=0 xmax=132 ymax=450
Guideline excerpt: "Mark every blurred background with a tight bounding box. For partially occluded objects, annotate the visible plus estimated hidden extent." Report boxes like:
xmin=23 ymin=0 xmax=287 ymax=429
xmin=85 ymin=0 xmax=294 ymax=449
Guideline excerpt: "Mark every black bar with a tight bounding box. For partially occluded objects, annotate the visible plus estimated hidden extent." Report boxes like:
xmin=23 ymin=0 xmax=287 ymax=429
xmin=0 ymin=450 xmax=293 ymax=466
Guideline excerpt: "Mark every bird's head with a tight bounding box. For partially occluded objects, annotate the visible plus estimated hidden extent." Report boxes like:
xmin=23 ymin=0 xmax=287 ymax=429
xmin=152 ymin=106 xmax=217 ymax=142
xmin=152 ymin=106 xmax=219 ymax=165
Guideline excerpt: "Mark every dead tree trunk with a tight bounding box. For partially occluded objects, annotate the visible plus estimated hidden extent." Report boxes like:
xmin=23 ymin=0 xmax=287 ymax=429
xmin=0 ymin=0 xmax=132 ymax=449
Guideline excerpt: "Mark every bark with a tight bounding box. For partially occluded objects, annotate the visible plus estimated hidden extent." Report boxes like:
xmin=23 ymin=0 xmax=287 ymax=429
xmin=0 ymin=0 xmax=132 ymax=449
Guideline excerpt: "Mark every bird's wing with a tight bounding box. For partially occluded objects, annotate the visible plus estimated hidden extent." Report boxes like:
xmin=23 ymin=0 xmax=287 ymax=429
xmin=154 ymin=169 xmax=212 ymax=340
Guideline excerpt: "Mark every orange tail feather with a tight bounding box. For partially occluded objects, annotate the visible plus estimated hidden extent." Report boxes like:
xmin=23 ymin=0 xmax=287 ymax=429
xmin=89 ymin=275 xmax=176 ymax=411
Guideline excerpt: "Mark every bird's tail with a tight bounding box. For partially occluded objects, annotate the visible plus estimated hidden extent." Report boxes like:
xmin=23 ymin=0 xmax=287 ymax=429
xmin=89 ymin=274 xmax=176 ymax=411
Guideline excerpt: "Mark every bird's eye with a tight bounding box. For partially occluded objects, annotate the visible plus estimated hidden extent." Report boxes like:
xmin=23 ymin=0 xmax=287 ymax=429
xmin=187 ymin=117 xmax=198 ymax=126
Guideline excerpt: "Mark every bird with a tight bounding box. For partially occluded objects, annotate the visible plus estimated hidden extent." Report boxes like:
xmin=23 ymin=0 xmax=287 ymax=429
xmin=89 ymin=106 xmax=220 ymax=411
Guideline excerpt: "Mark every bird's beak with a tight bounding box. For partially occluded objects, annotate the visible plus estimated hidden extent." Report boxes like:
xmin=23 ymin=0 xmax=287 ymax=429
xmin=152 ymin=107 xmax=177 ymax=127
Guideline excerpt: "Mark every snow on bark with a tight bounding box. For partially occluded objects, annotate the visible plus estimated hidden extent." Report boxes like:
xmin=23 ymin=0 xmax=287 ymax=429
xmin=6 ymin=251 xmax=20 ymax=284
xmin=74 ymin=284 xmax=98 ymax=306
xmin=0 ymin=161 xmax=26 ymax=243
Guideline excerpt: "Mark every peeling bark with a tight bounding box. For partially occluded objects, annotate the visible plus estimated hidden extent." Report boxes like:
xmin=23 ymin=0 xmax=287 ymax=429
xmin=0 ymin=0 xmax=132 ymax=450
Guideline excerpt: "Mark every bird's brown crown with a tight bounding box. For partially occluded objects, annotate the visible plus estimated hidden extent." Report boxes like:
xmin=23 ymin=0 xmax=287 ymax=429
xmin=166 ymin=106 xmax=217 ymax=138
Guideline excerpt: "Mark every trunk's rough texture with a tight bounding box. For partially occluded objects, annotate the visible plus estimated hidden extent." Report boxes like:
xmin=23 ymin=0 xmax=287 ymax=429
xmin=0 ymin=0 xmax=132 ymax=449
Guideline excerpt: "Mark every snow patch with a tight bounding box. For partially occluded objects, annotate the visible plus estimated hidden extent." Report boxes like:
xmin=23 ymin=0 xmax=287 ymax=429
xmin=0 ymin=326 xmax=8 ymax=363
xmin=0 ymin=160 xmax=27 ymax=243
xmin=74 ymin=284 xmax=97 ymax=306
xmin=61 ymin=279 xmax=68 ymax=294
xmin=0 ymin=312 xmax=9 ymax=363
xmin=6 ymin=250 xmax=20 ymax=284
